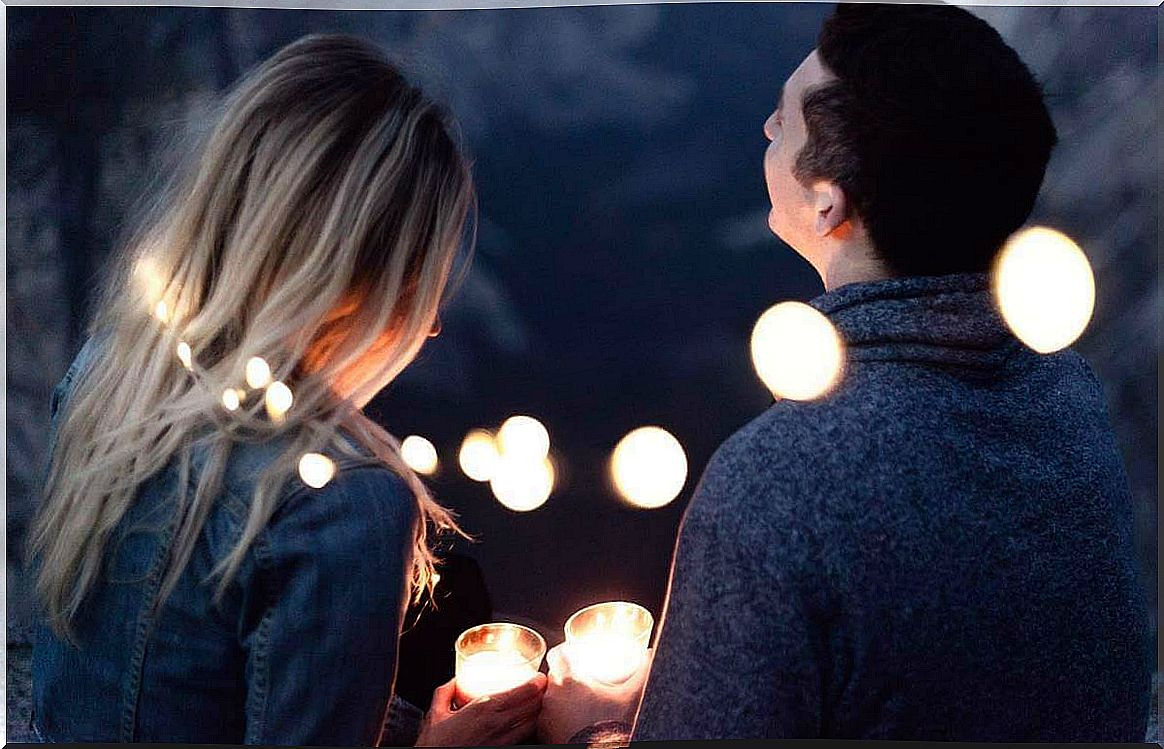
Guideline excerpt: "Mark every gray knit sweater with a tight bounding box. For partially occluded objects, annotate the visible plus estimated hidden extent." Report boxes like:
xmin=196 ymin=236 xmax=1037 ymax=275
xmin=621 ymin=274 xmax=1151 ymax=741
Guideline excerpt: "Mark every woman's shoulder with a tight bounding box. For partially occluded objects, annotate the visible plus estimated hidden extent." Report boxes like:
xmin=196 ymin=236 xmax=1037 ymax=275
xmin=222 ymin=433 xmax=414 ymax=508
xmin=220 ymin=435 xmax=419 ymax=560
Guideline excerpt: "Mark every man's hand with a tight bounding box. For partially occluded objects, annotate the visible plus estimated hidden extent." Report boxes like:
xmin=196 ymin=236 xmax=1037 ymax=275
xmin=537 ymin=644 xmax=652 ymax=745
xmin=415 ymin=673 xmax=547 ymax=747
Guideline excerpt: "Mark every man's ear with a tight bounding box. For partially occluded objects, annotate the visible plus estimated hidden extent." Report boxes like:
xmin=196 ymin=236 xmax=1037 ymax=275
xmin=812 ymin=180 xmax=849 ymax=237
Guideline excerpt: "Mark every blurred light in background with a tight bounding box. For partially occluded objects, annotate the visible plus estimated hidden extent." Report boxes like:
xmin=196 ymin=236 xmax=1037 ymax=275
xmin=993 ymin=226 xmax=1095 ymax=354
xmin=402 ymin=434 xmax=440 ymax=476
xmin=152 ymin=300 xmax=170 ymax=324
xmin=133 ymin=256 xmax=166 ymax=303
xmin=264 ymin=380 xmax=293 ymax=423
xmin=497 ymin=415 xmax=551 ymax=462
xmin=221 ymin=388 xmax=241 ymax=412
xmin=610 ymin=426 xmax=688 ymax=509
xmin=459 ymin=429 xmax=500 ymax=482
xmin=245 ymin=356 xmax=272 ymax=389
xmin=176 ymin=341 xmax=193 ymax=370
xmin=490 ymin=454 xmax=556 ymax=512
xmin=750 ymin=301 xmax=843 ymax=401
xmin=298 ymin=452 xmax=336 ymax=489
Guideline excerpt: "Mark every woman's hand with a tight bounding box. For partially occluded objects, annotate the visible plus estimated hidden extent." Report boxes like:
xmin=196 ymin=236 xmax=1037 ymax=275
xmin=415 ymin=674 xmax=547 ymax=747
xmin=537 ymin=644 xmax=652 ymax=745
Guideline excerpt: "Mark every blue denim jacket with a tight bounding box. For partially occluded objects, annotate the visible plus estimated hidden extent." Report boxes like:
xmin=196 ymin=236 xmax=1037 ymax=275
xmin=32 ymin=339 xmax=420 ymax=745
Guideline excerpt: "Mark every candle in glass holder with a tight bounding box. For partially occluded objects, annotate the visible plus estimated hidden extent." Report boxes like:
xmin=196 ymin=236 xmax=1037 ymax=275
xmin=454 ymin=623 xmax=546 ymax=706
xmin=564 ymin=601 xmax=654 ymax=685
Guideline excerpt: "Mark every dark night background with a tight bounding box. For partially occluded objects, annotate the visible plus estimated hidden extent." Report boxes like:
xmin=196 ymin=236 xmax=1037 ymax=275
xmin=5 ymin=2 xmax=1158 ymax=736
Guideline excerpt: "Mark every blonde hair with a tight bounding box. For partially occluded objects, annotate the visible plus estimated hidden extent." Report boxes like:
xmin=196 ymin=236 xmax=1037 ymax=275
xmin=29 ymin=34 xmax=476 ymax=637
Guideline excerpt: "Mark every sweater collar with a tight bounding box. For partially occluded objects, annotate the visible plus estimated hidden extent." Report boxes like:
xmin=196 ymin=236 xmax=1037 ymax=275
xmin=809 ymin=273 xmax=1022 ymax=370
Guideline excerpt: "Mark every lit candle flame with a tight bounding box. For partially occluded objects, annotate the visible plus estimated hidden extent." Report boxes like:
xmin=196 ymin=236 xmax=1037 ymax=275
xmin=750 ymin=301 xmax=844 ymax=401
xmin=993 ymin=226 xmax=1095 ymax=354
xmin=454 ymin=623 xmax=546 ymax=705
xmin=401 ymin=435 xmax=439 ymax=475
xmin=298 ymin=452 xmax=336 ymax=489
xmin=456 ymin=650 xmax=538 ymax=703
xmin=153 ymin=300 xmax=170 ymax=324
xmin=610 ymin=427 xmax=687 ymax=509
xmin=565 ymin=602 xmax=654 ymax=685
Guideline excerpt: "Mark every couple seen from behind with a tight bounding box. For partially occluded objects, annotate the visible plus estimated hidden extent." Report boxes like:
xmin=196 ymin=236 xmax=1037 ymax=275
xmin=29 ymin=3 xmax=1151 ymax=746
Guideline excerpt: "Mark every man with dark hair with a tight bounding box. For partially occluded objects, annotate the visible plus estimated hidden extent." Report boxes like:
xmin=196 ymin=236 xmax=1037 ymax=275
xmin=538 ymin=3 xmax=1151 ymax=742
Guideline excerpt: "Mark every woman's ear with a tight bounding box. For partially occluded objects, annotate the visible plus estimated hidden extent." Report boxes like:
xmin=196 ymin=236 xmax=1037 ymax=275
xmin=812 ymin=180 xmax=849 ymax=237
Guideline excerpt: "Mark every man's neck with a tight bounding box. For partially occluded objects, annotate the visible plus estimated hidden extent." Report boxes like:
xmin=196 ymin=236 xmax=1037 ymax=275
xmin=821 ymin=243 xmax=892 ymax=291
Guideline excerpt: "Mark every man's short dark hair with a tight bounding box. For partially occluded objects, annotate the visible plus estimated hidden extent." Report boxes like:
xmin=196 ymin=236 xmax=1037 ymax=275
xmin=794 ymin=3 xmax=1058 ymax=277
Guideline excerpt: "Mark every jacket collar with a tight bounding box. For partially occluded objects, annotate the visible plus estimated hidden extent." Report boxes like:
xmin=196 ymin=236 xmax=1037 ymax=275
xmin=809 ymin=273 xmax=1023 ymax=370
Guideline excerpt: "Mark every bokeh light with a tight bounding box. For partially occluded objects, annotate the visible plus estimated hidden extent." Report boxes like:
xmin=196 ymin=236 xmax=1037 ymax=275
xmin=298 ymin=452 xmax=336 ymax=489
xmin=176 ymin=341 xmax=193 ymax=370
xmin=264 ymin=380 xmax=293 ymax=422
xmin=245 ymin=356 xmax=272 ymax=389
xmin=496 ymin=415 xmax=550 ymax=462
xmin=459 ymin=429 xmax=500 ymax=482
xmin=993 ymin=226 xmax=1095 ymax=354
xmin=221 ymin=388 xmax=240 ymax=412
xmin=490 ymin=454 xmax=555 ymax=512
xmin=401 ymin=435 xmax=440 ymax=476
xmin=456 ymin=430 xmax=498 ymax=484
xmin=133 ymin=256 xmax=166 ymax=303
xmin=750 ymin=301 xmax=844 ymax=401
xmin=152 ymin=300 xmax=170 ymax=324
xmin=610 ymin=426 xmax=688 ymax=509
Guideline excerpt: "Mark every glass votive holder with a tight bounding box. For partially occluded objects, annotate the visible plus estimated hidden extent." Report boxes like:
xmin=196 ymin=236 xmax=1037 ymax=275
xmin=454 ymin=622 xmax=546 ymax=706
xmin=564 ymin=601 xmax=654 ymax=686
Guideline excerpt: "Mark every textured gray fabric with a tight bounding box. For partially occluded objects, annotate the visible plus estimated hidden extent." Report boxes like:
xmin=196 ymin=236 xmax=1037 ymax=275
xmin=633 ymin=273 xmax=1152 ymax=741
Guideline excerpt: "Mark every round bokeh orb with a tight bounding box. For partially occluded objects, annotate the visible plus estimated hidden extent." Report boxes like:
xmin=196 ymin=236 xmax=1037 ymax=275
xmin=401 ymin=435 xmax=439 ymax=476
xmin=610 ymin=426 xmax=688 ymax=509
xmin=993 ymin=226 xmax=1095 ymax=354
xmin=750 ymin=301 xmax=844 ymax=401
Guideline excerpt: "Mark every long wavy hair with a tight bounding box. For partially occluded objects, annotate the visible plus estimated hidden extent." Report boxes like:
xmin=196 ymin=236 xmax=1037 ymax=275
xmin=29 ymin=34 xmax=476 ymax=637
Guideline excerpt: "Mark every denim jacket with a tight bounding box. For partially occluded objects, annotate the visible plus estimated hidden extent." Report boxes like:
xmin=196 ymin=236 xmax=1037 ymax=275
xmin=32 ymin=338 xmax=421 ymax=746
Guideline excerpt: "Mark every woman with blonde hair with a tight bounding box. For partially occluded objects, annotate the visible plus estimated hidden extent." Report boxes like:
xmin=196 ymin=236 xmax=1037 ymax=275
xmin=29 ymin=34 xmax=544 ymax=746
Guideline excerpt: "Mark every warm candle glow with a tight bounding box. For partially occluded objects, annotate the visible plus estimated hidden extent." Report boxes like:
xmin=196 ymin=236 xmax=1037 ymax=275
xmin=569 ymin=634 xmax=646 ymax=684
xmin=245 ymin=356 xmax=272 ymax=389
xmin=497 ymin=415 xmax=550 ymax=462
xmin=264 ymin=380 xmax=293 ymax=422
xmin=610 ymin=427 xmax=687 ymax=509
xmin=489 ymin=454 xmax=555 ymax=512
xmin=152 ymin=300 xmax=170 ymax=324
xmin=176 ymin=341 xmax=193 ymax=370
xmin=298 ymin=452 xmax=336 ymax=489
xmin=401 ymin=435 xmax=439 ymax=475
xmin=565 ymin=602 xmax=654 ymax=685
xmin=459 ymin=429 xmax=500 ymax=482
xmin=456 ymin=650 xmax=538 ymax=703
xmin=993 ymin=226 xmax=1095 ymax=354
xmin=751 ymin=301 xmax=844 ymax=401
xmin=221 ymin=388 xmax=241 ymax=412
xmin=455 ymin=623 xmax=546 ymax=706
xmin=133 ymin=256 xmax=167 ymax=304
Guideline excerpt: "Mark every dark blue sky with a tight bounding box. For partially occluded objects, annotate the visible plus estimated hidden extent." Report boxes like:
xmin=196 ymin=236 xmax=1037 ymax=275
xmin=364 ymin=3 xmax=832 ymax=631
